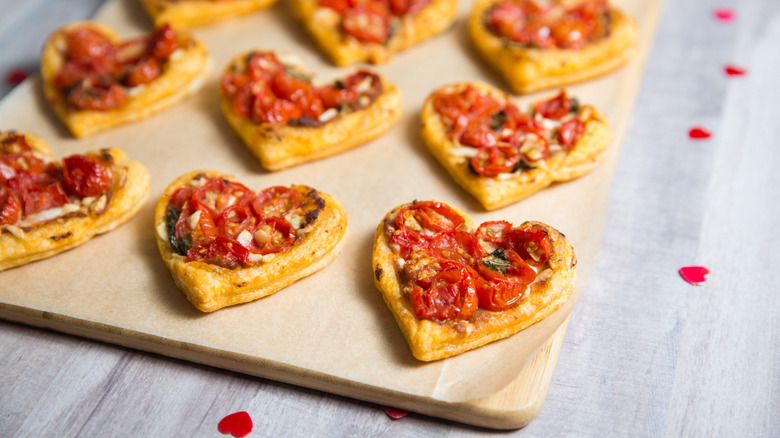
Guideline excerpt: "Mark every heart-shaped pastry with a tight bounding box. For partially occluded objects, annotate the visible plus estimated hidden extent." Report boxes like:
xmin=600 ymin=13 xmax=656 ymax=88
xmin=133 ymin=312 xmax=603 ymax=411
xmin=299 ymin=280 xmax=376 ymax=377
xmin=41 ymin=21 xmax=211 ymax=138
xmin=0 ymin=130 xmax=149 ymax=271
xmin=219 ymin=50 xmax=401 ymax=170
xmin=141 ymin=0 xmax=278 ymax=30
xmin=469 ymin=0 xmax=638 ymax=93
xmin=155 ymin=170 xmax=348 ymax=311
xmin=373 ymin=200 xmax=576 ymax=361
xmin=290 ymin=0 xmax=457 ymax=65
xmin=421 ymin=82 xmax=612 ymax=210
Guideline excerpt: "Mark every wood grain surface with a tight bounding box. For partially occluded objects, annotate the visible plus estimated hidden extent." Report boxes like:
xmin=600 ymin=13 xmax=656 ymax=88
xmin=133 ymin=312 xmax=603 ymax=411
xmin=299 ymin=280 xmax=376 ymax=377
xmin=1 ymin=0 xmax=779 ymax=436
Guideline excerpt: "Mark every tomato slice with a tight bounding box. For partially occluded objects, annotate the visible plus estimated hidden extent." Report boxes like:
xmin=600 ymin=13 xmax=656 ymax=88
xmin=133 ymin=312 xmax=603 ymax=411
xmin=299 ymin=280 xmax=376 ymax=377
xmin=342 ymin=3 xmax=391 ymax=44
xmin=18 ymin=183 xmax=69 ymax=216
xmin=176 ymin=201 xmax=218 ymax=244
xmin=270 ymin=73 xmax=324 ymax=119
xmin=409 ymin=261 xmax=478 ymax=320
xmin=62 ymin=155 xmax=112 ymax=198
xmin=476 ymin=220 xmax=513 ymax=246
xmin=396 ymin=201 xmax=465 ymax=234
xmin=252 ymin=186 xmax=301 ymax=218
xmin=477 ymin=248 xmax=536 ymax=311
xmin=428 ymin=231 xmax=483 ymax=266
xmin=0 ymin=187 xmax=22 ymax=226
xmin=559 ymin=118 xmax=585 ymax=148
xmin=191 ymin=178 xmax=253 ymax=218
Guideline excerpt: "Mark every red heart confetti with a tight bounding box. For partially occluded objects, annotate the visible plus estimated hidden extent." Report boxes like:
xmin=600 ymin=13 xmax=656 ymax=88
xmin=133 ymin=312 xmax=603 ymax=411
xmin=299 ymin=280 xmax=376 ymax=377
xmin=688 ymin=127 xmax=712 ymax=139
xmin=714 ymin=8 xmax=735 ymax=22
xmin=724 ymin=65 xmax=747 ymax=76
xmin=382 ymin=406 xmax=410 ymax=420
xmin=5 ymin=68 xmax=29 ymax=86
xmin=218 ymin=411 xmax=253 ymax=437
xmin=679 ymin=266 xmax=711 ymax=286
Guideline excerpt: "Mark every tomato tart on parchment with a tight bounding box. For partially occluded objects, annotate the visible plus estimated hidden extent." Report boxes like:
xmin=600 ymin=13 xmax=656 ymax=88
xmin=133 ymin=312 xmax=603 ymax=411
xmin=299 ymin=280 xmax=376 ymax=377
xmin=41 ymin=21 xmax=211 ymax=138
xmin=0 ymin=131 xmax=149 ymax=271
xmin=290 ymin=0 xmax=457 ymax=65
xmin=219 ymin=50 xmax=402 ymax=171
xmin=155 ymin=170 xmax=347 ymax=312
xmin=140 ymin=0 xmax=278 ymax=30
xmin=373 ymin=200 xmax=576 ymax=361
xmin=421 ymin=81 xmax=612 ymax=210
xmin=469 ymin=0 xmax=638 ymax=93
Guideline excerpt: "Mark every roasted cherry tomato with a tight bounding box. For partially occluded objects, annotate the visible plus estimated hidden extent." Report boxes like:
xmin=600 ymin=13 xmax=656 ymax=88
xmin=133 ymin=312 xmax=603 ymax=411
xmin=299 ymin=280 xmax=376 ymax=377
xmin=123 ymin=57 xmax=161 ymax=87
xmin=396 ymin=201 xmax=465 ymax=234
xmin=534 ymin=90 xmax=574 ymax=120
xmin=66 ymin=28 xmax=114 ymax=64
xmin=410 ymin=261 xmax=478 ymax=320
xmin=18 ymin=183 xmax=69 ymax=216
xmin=66 ymin=82 xmax=127 ymax=111
xmin=148 ymin=24 xmax=179 ymax=60
xmin=476 ymin=220 xmax=513 ymax=246
xmin=191 ymin=178 xmax=253 ymax=218
xmin=428 ymin=231 xmax=483 ymax=266
xmin=253 ymin=217 xmax=296 ymax=254
xmin=62 ymin=154 xmax=112 ymax=198
xmin=342 ymin=3 xmax=391 ymax=44
xmin=0 ymin=187 xmax=22 ymax=225
xmin=271 ymin=73 xmax=324 ymax=119
xmin=247 ymin=52 xmax=284 ymax=81
xmin=559 ymin=118 xmax=585 ymax=148
xmin=252 ymin=186 xmax=301 ymax=218
xmin=505 ymin=224 xmax=552 ymax=267
xmin=217 ymin=204 xmax=258 ymax=241
xmin=187 ymin=236 xmax=251 ymax=267
xmin=319 ymin=0 xmax=353 ymax=14
xmin=476 ymin=248 xmax=536 ymax=311
xmin=176 ymin=202 xmax=217 ymax=244
xmin=471 ymin=145 xmax=522 ymax=177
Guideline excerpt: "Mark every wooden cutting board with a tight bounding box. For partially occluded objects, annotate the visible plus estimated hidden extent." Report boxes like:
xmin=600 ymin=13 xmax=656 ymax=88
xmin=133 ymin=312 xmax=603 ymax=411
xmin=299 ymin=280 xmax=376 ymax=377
xmin=0 ymin=0 xmax=662 ymax=429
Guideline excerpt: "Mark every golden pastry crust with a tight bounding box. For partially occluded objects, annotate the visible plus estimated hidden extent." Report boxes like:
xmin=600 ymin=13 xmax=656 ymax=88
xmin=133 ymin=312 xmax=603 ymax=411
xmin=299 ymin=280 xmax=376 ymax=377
xmin=41 ymin=21 xmax=212 ymax=138
xmin=218 ymin=50 xmax=402 ymax=171
xmin=468 ymin=0 xmax=638 ymax=93
xmin=0 ymin=131 xmax=150 ymax=271
xmin=154 ymin=170 xmax=348 ymax=312
xmin=290 ymin=0 xmax=457 ymax=65
xmin=421 ymin=81 xmax=612 ymax=210
xmin=140 ymin=0 xmax=278 ymax=30
xmin=372 ymin=201 xmax=577 ymax=361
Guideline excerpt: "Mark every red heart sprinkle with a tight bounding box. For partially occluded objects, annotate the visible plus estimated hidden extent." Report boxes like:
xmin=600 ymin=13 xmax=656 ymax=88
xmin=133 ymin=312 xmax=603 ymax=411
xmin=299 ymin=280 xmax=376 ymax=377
xmin=679 ymin=266 xmax=710 ymax=285
xmin=714 ymin=8 xmax=735 ymax=22
xmin=5 ymin=69 xmax=29 ymax=86
xmin=218 ymin=411 xmax=253 ymax=437
xmin=688 ymin=127 xmax=712 ymax=139
xmin=724 ymin=65 xmax=747 ymax=76
xmin=382 ymin=406 xmax=409 ymax=420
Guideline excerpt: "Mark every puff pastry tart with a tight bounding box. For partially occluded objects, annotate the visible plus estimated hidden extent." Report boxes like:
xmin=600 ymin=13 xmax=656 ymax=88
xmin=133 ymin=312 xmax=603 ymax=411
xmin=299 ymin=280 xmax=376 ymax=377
xmin=421 ymin=81 xmax=612 ymax=210
xmin=0 ymin=131 xmax=149 ymax=271
xmin=155 ymin=170 xmax=348 ymax=311
xmin=140 ymin=0 xmax=278 ymax=30
xmin=373 ymin=200 xmax=576 ymax=361
xmin=219 ymin=50 xmax=402 ymax=170
xmin=290 ymin=0 xmax=457 ymax=65
xmin=469 ymin=0 xmax=638 ymax=93
xmin=41 ymin=21 xmax=211 ymax=138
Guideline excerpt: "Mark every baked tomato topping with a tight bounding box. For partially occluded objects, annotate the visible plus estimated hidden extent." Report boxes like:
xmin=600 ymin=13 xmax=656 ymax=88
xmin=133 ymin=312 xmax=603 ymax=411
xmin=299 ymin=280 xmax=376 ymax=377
xmin=319 ymin=0 xmax=431 ymax=43
xmin=0 ymin=133 xmax=113 ymax=227
xmin=54 ymin=24 xmax=181 ymax=111
xmin=167 ymin=177 xmax=319 ymax=268
xmin=486 ymin=0 xmax=610 ymax=49
xmin=387 ymin=201 xmax=553 ymax=321
xmin=433 ymin=86 xmax=584 ymax=177
xmin=220 ymin=51 xmax=383 ymax=126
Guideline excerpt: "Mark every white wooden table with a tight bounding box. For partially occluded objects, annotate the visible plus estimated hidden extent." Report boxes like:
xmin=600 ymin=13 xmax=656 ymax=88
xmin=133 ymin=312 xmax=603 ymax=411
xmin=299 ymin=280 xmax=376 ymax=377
xmin=1 ymin=0 xmax=778 ymax=436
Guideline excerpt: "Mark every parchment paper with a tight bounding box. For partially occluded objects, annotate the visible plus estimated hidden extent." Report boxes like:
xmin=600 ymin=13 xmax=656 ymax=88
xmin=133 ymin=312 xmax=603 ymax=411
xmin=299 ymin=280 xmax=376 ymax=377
xmin=0 ymin=0 xmax=661 ymax=403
